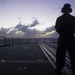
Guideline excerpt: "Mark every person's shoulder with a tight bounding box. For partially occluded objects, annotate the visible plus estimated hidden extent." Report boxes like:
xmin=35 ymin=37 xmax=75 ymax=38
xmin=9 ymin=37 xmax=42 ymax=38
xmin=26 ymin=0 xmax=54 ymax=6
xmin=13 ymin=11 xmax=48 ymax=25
xmin=70 ymin=14 xmax=75 ymax=18
xmin=56 ymin=15 xmax=63 ymax=20
xmin=57 ymin=15 xmax=63 ymax=18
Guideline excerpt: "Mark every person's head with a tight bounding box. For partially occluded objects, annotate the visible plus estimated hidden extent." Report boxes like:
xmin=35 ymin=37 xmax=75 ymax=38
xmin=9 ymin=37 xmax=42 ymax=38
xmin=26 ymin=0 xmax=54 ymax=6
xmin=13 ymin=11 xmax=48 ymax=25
xmin=61 ymin=3 xmax=72 ymax=14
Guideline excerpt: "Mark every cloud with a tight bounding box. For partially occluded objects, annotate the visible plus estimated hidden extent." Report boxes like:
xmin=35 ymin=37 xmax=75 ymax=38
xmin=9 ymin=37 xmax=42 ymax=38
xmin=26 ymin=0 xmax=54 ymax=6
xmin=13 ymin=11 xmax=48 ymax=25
xmin=6 ymin=28 xmax=25 ymax=38
xmin=50 ymin=31 xmax=59 ymax=38
xmin=15 ymin=23 xmax=29 ymax=32
xmin=24 ymin=29 xmax=39 ymax=38
xmin=0 ymin=19 xmax=58 ymax=38
xmin=44 ymin=31 xmax=59 ymax=38
xmin=30 ymin=19 xmax=39 ymax=27
xmin=14 ymin=23 xmax=39 ymax=38
xmin=17 ymin=17 xmax=22 ymax=20
xmin=0 ymin=27 xmax=9 ymax=35
xmin=0 ymin=25 xmax=58 ymax=38
xmin=46 ymin=25 xmax=55 ymax=32
xmin=7 ymin=28 xmax=17 ymax=35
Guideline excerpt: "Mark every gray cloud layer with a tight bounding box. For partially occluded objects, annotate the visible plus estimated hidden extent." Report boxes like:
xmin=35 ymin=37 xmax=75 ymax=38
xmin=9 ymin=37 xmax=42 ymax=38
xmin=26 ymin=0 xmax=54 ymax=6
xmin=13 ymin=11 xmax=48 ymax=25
xmin=30 ymin=19 xmax=39 ymax=27
xmin=46 ymin=25 xmax=55 ymax=32
xmin=0 ymin=19 xmax=58 ymax=38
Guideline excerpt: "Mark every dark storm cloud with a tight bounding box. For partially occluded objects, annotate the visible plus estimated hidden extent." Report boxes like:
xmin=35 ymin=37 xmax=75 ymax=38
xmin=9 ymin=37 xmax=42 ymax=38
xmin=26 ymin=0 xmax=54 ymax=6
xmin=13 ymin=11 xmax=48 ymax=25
xmin=14 ymin=19 xmax=40 ymax=37
xmin=46 ymin=25 xmax=55 ymax=32
xmin=15 ymin=23 xmax=29 ymax=32
xmin=14 ymin=23 xmax=39 ymax=38
xmin=26 ymin=29 xmax=38 ymax=35
xmin=24 ymin=29 xmax=39 ymax=38
xmin=50 ymin=31 xmax=59 ymax=38
xmin=0 ymin=20 xmax=57 ymax=38
xmin=7 ymin=29 xmax=17 ymax=35
xmin=30 ymin=19 xmax=39 ymax=27
xmin=45 ymin=31 xmax=59 ymax=38
xmin=0 ymin=27 xmax=9 ymax=35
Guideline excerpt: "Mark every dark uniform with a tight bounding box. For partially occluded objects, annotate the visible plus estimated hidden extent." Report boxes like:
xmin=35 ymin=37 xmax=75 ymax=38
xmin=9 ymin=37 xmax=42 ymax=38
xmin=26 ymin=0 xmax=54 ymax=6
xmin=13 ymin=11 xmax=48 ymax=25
xmin=55 ymin=4 xmax=75 ymax=75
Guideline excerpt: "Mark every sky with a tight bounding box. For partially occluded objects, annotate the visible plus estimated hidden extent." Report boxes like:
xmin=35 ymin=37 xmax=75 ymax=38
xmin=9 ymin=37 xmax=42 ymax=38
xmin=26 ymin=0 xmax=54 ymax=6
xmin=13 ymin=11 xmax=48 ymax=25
xmin=0 ymin=0 xmax=75 ymax=38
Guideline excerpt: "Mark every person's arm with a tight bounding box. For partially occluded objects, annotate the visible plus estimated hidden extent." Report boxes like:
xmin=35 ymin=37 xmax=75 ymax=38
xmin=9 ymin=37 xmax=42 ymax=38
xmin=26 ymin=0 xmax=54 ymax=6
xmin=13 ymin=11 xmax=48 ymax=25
xmin=55 ymin=18 xmax=61 ymax=35
xmin=73 ymin=18 xmax=75 ymax=33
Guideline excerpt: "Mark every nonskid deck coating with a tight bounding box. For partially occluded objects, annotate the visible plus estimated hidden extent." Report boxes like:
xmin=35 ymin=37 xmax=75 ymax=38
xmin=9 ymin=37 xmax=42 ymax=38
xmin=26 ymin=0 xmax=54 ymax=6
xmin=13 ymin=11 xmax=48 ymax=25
xmin=0 ymin=44 xmax=55 ymax=75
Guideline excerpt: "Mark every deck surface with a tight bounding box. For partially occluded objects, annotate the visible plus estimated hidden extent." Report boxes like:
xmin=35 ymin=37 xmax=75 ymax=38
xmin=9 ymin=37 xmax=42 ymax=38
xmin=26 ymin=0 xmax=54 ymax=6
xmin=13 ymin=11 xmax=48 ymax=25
xmin=0 ymin=44 xmax=55 ymax=75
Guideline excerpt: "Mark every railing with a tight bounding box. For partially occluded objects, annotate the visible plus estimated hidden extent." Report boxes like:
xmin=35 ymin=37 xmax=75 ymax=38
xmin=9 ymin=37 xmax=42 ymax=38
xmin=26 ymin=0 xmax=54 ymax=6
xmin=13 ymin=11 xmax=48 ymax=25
xmin=0 ymin=37 xmax=58 ymax=46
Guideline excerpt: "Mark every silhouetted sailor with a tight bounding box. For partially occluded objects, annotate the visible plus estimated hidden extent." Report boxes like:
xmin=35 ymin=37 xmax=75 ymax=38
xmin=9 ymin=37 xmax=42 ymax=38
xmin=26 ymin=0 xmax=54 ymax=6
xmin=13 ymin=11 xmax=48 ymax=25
xmin=55 ymin=3 xmax=75 ymax=75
